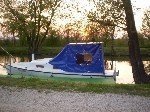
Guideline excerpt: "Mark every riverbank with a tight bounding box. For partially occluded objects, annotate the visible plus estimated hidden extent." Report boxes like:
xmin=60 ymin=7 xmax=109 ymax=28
xmin=0 ymin=47 xmax=150 ymax=57
xmin=0 ymin=86 xmax=150 ymax=112
xmin=0 ymin=77 xmax=150 ymax=97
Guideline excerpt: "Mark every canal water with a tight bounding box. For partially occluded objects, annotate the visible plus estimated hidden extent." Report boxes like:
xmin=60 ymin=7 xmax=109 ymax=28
xmin=0 ymin=55 xmax=149 ymax=84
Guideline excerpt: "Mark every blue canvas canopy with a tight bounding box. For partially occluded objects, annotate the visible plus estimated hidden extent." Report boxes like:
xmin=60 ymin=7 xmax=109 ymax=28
xmin=49 ymin=43 xmax=105 ymax=74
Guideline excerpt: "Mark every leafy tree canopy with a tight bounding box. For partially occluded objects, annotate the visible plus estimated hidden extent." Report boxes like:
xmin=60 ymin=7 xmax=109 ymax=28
xmin=141 ymin=9 xmax=150 ymax=40
xmin=0 ymin=0 xmax=62 ymax=55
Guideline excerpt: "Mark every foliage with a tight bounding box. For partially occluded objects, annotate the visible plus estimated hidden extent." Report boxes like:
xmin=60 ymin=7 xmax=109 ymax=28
xmin=141 ymin=9 xmax=150 ymax=40
xmin=0 ymin=46 xmax=149 ymax=57
xmin=43 ymin=30 xmax=61 ymax=47
xmin=121 ymin=33 xmax=150 ymax=48
xmin=122 ymin=0 xmax=150 ymax=83
xmin=87 ymin=0 xmax=126 ymax=41
xmin=0 ymin=0 xmax=62 ymax=55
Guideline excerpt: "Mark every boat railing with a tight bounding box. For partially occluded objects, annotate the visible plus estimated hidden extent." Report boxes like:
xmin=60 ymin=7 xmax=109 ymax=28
xmin=0 ymin=46 xmax=16 ymax=75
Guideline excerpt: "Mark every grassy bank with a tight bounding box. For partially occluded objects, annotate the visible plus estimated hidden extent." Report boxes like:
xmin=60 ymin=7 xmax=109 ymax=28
xmin=0 ymin=76 xmax=150 ymax=97
xmin=0 ymin=47 xmax=150 ymax=57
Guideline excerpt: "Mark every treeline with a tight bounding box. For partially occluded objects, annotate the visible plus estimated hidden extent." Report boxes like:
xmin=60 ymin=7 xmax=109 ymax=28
xmin=0 ymin=36 xmax=149 ymax=48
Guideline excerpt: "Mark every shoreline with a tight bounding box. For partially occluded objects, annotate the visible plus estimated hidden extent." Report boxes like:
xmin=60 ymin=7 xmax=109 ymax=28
xmin=0 ymin=86 xmax=150 ymax=112
xmin=0 ymin=47 xmax=149 ymax=57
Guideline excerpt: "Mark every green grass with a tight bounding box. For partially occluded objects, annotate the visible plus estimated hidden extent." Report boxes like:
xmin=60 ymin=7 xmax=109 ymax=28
xmin=0 ymin=76 xmax=150 ymax=97
xmin=46 ymin=77 xmax=115 ymax=84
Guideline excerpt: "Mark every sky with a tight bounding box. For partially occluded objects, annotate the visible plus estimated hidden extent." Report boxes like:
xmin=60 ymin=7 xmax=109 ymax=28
xmin=56 ymin=0 xmax=150 ymax=32
xmin=0 ymin=0 xmax=150 ymax=37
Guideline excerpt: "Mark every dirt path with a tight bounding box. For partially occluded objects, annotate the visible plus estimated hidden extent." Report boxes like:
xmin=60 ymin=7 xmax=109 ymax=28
xmin=0 ymin=86 xmax=150 ymax=112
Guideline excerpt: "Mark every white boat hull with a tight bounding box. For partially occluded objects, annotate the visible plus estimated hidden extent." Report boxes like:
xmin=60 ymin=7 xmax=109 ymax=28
xmin=6 ymin=58 xmax=119 ymax=80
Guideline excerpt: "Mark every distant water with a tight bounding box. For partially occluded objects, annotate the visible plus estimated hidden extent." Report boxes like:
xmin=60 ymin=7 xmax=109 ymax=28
xmin=0 ymin=55 xmax=149 ymax=84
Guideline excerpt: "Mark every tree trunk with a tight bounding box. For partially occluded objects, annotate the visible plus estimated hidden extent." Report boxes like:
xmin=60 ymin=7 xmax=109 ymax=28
xmin=122 ymin=0 xmax=150 ymax=83
xmin=110 ymin=27 xmax=115 ymax=70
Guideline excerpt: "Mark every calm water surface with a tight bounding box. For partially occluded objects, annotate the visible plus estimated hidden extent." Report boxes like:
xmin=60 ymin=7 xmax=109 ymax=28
xmin=0 ymin=56 xmax=149 ymax=84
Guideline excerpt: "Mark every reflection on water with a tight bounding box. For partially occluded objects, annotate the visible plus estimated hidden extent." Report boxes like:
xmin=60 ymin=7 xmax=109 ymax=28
xmin=0 ymin=56 xmax=29 ymax=75
xmin=0 ymin=64 xmax=7 ymax=75
xmin=0 ymin=56 xmax=149 ymax=84
xmin=105 ymin=61 xmax=134 ymax=84
xmin=116 ymin=61 xmax=134 ymax=84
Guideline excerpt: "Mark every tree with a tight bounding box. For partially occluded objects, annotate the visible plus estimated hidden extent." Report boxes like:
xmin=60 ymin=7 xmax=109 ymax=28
xmin=122 ymin=0 xmax=150 ymax=83
xmin=85 ymin=22 xmax=110 ymax=45
xmin=87 ymin=0 xmax=126 ymax=70
xmin=141 ymin=9 xmax=150 ymax=40
xmin=63 ymin=23 xmax=73 ymax=44
xmin=54 ymin=0 xmax=87 ymax=43
xmin=44 ymin=29 xmax=61 ymax=47
xmin=87 ymin=0 xmax=125 ymax=55
xmin=85 ymin=22 xmax=100 ymax=41
xmin=0 ymin=0 xmax=62 ymax=59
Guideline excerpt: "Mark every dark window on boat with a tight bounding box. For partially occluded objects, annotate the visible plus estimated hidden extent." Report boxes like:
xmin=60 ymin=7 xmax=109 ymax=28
xmin=76 ymin=53 xmax=92 ymax=65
